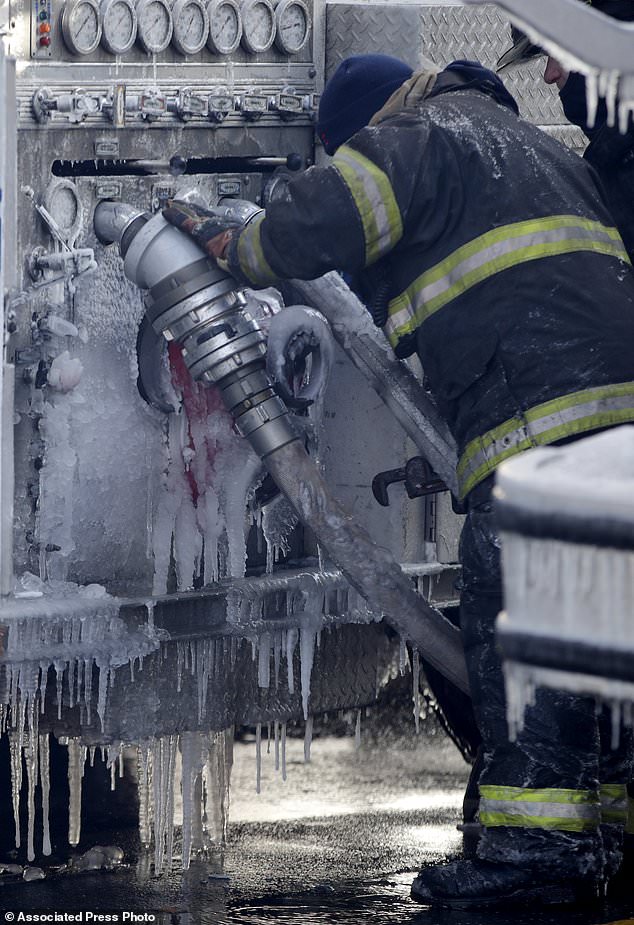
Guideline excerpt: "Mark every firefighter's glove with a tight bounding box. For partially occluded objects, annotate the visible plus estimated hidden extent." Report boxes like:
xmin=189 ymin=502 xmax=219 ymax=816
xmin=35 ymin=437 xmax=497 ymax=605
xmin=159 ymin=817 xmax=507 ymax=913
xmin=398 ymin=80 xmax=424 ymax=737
xmin=266 ymin=306 xmax=334 ymax=411
xmin=162 ymin=200 xmax=243 ymax=264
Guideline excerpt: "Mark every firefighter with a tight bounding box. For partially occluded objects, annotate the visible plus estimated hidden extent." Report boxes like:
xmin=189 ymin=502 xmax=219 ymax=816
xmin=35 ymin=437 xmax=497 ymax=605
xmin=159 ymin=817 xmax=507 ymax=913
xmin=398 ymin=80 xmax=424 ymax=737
xmin=497 ymin=0 xmax=634 ymax=260
xmin=499 ymin=5 xmax=634 ymax=891
xmin=163 ymin=54 xmax=634 ymax=907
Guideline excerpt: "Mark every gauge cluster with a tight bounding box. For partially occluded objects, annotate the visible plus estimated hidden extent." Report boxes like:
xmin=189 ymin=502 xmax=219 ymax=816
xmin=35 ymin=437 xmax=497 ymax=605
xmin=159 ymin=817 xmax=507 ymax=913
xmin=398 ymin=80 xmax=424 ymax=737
xmin=48 ymin=0 xmax=311 ymax=58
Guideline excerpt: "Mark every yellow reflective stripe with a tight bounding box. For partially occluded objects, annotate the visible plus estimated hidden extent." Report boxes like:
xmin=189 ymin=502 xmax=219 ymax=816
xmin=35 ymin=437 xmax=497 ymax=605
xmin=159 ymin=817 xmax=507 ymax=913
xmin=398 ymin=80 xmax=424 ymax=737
xmin=627 ymin=794 xmax=634 ymax=835
xmin=480 ymin=785 xmax=598 ymax=804
xmin=332 ymin=145 xmax=403 ymax=265
xmin=384 ymin=215 xmax=629 ymax=348
xmin=479 ymin=810 xmax=599 ymax=832
xmin=236 ymin=213 xmax=278 ymax=286
xmin=600 ymin=784 xmax=628 ymax=824
xmin=479 ymin=785 xmax=600 ymax=833
xmin=458 ymin=381 xmax=634 ymax=498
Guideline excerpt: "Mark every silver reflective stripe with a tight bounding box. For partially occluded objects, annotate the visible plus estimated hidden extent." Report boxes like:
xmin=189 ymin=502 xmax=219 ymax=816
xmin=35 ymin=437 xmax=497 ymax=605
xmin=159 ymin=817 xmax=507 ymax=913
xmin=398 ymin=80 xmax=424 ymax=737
xmin=385 ymin=223 xmax=620 ymax=340
xmin=481 ymin=798 xmax=600 ymax=822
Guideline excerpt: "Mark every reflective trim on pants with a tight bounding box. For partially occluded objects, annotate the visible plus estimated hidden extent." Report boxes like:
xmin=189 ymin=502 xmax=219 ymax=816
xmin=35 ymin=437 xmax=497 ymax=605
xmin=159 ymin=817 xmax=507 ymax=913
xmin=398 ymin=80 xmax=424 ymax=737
xmin=600 ymin=784 xmax=628 ymax=825
xmin=479 ymin=785 xmax=601 ymax=833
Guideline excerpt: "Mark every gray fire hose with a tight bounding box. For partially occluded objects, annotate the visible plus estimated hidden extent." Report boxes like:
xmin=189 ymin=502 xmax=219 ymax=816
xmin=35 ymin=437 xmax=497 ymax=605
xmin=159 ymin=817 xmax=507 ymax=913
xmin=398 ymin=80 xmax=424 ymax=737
xmin=94 ymin=201 xmax=469 ymax=694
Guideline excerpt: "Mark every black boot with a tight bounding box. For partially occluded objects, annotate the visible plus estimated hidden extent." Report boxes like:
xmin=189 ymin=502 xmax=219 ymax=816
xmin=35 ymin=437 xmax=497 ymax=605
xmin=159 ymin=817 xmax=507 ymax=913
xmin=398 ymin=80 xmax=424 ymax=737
xmin=411 ymin=859 xmax=601 ymax=909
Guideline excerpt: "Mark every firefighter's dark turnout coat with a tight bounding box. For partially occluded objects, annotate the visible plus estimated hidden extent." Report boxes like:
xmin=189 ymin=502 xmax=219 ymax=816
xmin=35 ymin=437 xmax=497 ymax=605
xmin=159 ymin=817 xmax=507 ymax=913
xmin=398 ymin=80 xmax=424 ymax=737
xmin=228 ymin=88 xmax=634 ymax=503
xmin=226 ymin=85 xmax=634 ymax=875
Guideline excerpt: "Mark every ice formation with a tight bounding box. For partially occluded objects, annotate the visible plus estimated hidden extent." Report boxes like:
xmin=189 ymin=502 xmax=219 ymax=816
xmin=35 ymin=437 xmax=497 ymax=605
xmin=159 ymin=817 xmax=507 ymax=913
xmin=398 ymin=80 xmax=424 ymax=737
xmin=512 ymin=18 xmax=634 ymax=133
xmin=497 ymin=429 xmax=634 ymax=739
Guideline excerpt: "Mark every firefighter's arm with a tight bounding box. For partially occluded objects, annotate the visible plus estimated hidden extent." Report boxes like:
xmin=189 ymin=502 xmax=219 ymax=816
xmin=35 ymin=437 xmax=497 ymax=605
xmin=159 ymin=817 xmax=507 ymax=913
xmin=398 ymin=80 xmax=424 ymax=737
xmin=163 ymin=126 xmax=422 ymax=286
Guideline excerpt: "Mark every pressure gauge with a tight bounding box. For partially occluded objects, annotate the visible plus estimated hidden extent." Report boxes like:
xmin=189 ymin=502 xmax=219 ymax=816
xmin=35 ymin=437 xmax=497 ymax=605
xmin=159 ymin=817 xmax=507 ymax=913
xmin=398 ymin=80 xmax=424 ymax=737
xmin=274 ymin=0 xmax=309 ymax=54
xmin=240 ymin=0 xmax=275 ymax=53
xmin=136 ymin=0 xmax=173 ymax=52
xmin=101 ymin=0 xmax=137 ymax=53
xmin=44 ymin=180 xmax=83 ymax=247
xmin=172 ymin=0 xmax=209 ymax=54
xmin=61 ymin=0 xmax=103 ymax=55
xmin=206 ymin=0 xmax=241 ymax=54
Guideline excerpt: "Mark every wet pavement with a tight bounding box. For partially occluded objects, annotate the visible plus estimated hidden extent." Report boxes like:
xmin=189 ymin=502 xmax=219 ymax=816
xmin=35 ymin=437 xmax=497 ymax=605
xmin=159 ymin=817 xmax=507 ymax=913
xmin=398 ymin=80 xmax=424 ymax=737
xmin=1 ymin=723 xmax=633 ymax=925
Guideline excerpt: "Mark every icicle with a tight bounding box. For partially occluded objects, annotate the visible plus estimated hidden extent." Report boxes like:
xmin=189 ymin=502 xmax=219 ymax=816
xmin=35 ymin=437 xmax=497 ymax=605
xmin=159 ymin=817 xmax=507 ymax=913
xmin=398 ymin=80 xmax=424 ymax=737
xmin=399 ymin=636 xmax=408 ymax=676
xmin=10 ymin=733 xmax=22 ymax=849
xmin=39 ymin=667 xmax=46 ymax=716
xmin=257 ymin=633 xmax=271 ymax=689
xmin=281 ymin=722 xmax=287 ymax=781
xmin=137 ymin=745 xmax=152 ymax=848
xmin=67 ymin=738 xmax=85 ymax=847
xmin=26 ymin=702 xmax=39 ymax=862
xmin=274 ymin=722 xmax=280 ymax=771
xmin=89 ymin=746 xmax=96 ymax=767
xmin=68 ymin=660 xmax=75 ymax=709
xmin=355 ymin=709 xmax=362 ymax=749
xmin=255 ymin=723 xmax=262 ymax=794
xmin=181 ymin=732 xmax=207 ymax=870
xmin=599 ymin=69 xmax=619 ymax=128
xmin=412 ymin=648 xmax=421 ymax=735
xmin=304 ymin=716 xmax=313 ymax=763
xmin=39 ymin=734 xmax=51 ymax=857
xmin=266 ymin=723 xmax=271 ymax=755
xmin=97 ymin=666 xmax=110 ymax=732
xmin=203 ymin=729 xmax=233 ymax=847
xmin=273 ymin=633 xmax=281 ymax=689
xmin=286 ymin=627 xmax=298 ymax=693
xmin=300 ymin=627 xmax=316 ymax=720
xmin=119 ymin=746 xmax=124 ymax=778
xmin=585 ymin=71 xmax=599 ymax=129
xmin=153 ymin=735 xmax=178 ymax=874
xmin=82 ymin=660 xmax=92 ymax=725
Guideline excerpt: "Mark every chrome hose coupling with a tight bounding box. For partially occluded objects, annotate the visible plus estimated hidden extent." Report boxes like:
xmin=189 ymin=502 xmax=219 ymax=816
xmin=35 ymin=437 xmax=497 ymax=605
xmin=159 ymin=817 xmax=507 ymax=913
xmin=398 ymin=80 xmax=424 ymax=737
xmin=93 ymin=200 xmax=298 ymax=458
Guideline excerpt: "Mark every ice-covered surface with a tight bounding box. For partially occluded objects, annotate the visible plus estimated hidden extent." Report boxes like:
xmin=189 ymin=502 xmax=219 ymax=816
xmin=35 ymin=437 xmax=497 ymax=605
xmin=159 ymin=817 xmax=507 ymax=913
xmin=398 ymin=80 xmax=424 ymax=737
xmin=265 ymin=305 xmax=334 ymax=409
xmin=495 ymin=427 xmax=634 ymax=523
xmin=36 ymin=247 xmax=166 ymax=589
xmin=264 ymin=439 xmax=468 ymax=693
xmin=504 ymin=660 xmax=634 ymax=742
xmin=500 ymin=534 xmax=634 ymax=650
xmin=497 ymin=429 xmax=634 ymax=733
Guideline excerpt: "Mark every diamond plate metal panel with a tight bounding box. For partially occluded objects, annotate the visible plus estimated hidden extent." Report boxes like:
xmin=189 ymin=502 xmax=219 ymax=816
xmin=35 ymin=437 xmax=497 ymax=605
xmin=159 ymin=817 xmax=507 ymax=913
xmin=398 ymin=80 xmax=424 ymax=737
xmin=325 ymin=3 xmax=571 ymax=129
xmin=326 ymin=3 xmax=427 ymax=75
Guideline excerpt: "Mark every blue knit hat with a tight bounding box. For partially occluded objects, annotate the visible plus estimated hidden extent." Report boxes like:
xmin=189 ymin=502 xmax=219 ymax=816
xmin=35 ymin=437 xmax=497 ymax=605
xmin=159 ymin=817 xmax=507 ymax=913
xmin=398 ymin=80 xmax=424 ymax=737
xmin=317 ymin=54 xmax=413 ymax=155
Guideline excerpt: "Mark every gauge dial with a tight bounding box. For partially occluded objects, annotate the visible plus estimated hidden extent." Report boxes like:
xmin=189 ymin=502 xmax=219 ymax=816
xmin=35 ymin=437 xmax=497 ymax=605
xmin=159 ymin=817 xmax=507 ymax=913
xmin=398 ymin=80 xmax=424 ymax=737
xmin=274 ymin=0 xmax=309 ymax=54
xmin=101 ymin=0 xmax=137 ymax=53
xmin=240 ymin=0 xmax=275 ymax=53
xmin=172 ymin=0 xmax=209 ymax=54
xmin=136 ymin=0 xmax=173 ymax=52
xmin=206 ymin=0 xmax=241 ymax=54
xmin=44 ymin=180 xmax=82 ymax=246
xmin=61 ymin=0 xmax=103 ymax=55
